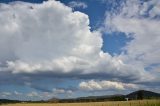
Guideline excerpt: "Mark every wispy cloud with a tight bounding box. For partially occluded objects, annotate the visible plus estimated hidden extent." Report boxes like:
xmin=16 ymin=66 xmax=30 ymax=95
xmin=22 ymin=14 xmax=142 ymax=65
xmin=68 ymin=1 xmax=87 ymax=9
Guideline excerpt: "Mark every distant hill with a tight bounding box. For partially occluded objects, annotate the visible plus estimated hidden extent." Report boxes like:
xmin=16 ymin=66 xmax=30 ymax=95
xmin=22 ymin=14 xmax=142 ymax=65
xmin=49 ymin=94 xmax=126 ymax=103
xmin=0 ymin=99 xmax=47 ymax=104
xmin=126 ymin=90 xmax=160 ymax=100
xmin=48 ymin=97 xmax=59 ymax=103
xmin=75 ymin=94 xmax=125 ymax=102
xmin=1 ymin=90 xmax=160 ymax=104
xmin=49 ymin=90 xmax=160 ymax=103
xmin=0 ymin=99 xmax=20 ymax=104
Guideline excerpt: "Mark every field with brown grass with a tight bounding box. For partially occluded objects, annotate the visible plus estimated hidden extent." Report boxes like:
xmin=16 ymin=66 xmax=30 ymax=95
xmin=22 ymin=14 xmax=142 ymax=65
xmin=1 ymin=100 xmax=160 ymax=106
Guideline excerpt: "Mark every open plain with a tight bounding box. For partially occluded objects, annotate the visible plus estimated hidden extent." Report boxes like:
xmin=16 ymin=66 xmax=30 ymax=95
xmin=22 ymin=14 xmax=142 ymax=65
xmin=1 ymin=100 xmax=160 ymax=106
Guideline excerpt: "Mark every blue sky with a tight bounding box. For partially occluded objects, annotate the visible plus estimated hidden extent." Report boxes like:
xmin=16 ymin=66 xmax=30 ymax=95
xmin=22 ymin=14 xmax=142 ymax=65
xmin=0 ymin=0 xmax=160 ymax=100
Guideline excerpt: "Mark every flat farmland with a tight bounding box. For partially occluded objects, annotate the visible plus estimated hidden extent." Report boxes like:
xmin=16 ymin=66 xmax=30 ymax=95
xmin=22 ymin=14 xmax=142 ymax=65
xmin=1 ymin=100 xmax=160 ymax=106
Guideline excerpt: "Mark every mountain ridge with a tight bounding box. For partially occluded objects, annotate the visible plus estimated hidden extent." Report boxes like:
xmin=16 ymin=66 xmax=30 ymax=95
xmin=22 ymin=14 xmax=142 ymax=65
xmin=0 ymin=90 xmax=160 ymax=104
xmin=49 ymin=90 xmax=160 ymax=103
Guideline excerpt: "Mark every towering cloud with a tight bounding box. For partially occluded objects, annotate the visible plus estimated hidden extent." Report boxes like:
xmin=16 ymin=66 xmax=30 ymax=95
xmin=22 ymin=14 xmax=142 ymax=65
xmin=0 ymin=0 xmax=150 ymax=81
xmin=0 ymin=0 xmax=102 ymax=74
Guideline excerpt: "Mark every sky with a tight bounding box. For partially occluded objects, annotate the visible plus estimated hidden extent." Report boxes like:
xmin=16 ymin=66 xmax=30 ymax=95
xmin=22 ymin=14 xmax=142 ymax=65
xmin=0 ymin=0 xmax=160 ymax=100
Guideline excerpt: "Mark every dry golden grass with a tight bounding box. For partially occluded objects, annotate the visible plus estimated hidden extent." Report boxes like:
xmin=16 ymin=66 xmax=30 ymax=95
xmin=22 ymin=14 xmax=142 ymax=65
xmin=1 ymin=100 xmax=160 ymax=106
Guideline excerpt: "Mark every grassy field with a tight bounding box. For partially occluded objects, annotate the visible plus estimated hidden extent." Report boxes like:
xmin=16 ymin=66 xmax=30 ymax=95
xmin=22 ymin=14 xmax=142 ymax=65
xmin=1 ymin=100 xmax=160 ymax=106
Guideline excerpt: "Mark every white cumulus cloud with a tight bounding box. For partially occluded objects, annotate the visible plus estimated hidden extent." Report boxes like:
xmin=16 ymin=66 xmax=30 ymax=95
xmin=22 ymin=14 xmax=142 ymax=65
xmin=79 ymin=80 xmax=138 ymax=91
xmin=104 ymin=0 xmax=160 ymax=83
xmin=0 ymin=0 xmax=102 ymax=74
